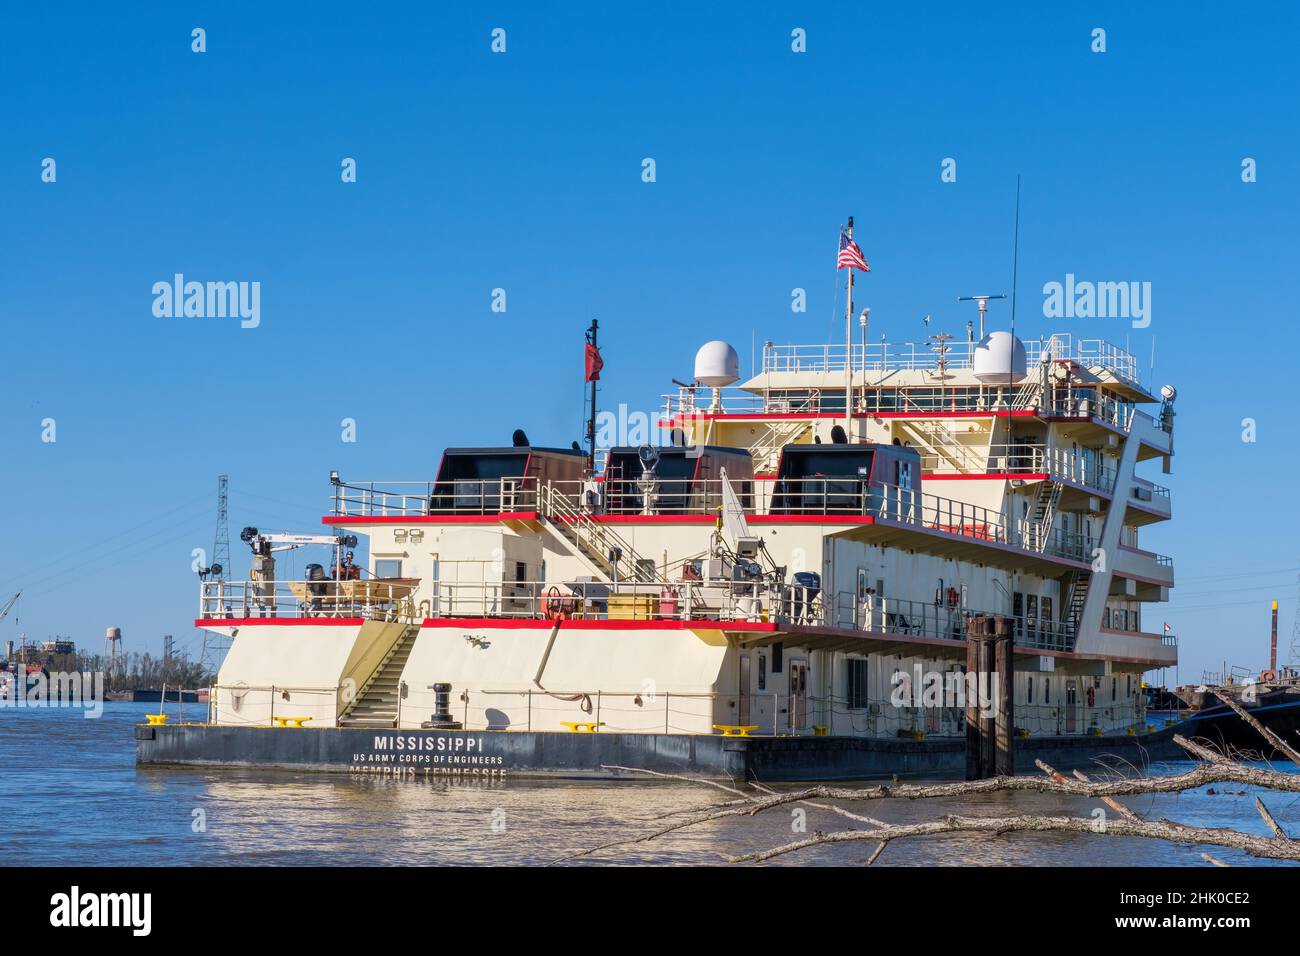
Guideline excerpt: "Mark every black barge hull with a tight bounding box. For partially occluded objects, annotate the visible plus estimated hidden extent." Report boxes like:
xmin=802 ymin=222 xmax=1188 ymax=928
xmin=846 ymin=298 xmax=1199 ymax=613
xmin=136 ymin=723 xmax=1191 ymax=781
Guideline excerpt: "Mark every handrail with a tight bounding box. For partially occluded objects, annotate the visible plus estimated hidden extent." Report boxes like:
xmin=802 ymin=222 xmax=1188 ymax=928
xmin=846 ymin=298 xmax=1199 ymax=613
xmin=198 ymin=579 xmax=413 ymax=621
xmin=760 ymin=335 xmax=1141 ymax=382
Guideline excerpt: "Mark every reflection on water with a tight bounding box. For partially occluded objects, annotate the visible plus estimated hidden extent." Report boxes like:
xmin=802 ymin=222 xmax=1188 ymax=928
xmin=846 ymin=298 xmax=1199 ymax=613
xmin=3 ymin=703 xmax=1298 ymax=866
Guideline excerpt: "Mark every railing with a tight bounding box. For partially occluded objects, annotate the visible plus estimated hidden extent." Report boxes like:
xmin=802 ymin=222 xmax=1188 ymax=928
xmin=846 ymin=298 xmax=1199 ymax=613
xmin=1131 ymin=480 xmax=1171 ymax=503
xmin=388 ymin=686 xmax=1145 ymax=738
xmin=199 ymin=579 xmax=414 ymax=621
xmin=1043 ymin=389 xmax=1135 ymax=430
xmin=327 ymin=471 xmax=1085 ymax=563
xmin=662 ymin=381 xmax=1148 ymax=435
xmin=429 ymin=578 xmax=822 ymax=626
xmin=919 ymin=442 xmax=1118 ymax=492
xmin=208 ymin=683 xmax=341 ymax=726
xmin=760 ymin=335 xmax=1140 ymax=382
xmin=332 ymin=476 xmax=543 ymax=518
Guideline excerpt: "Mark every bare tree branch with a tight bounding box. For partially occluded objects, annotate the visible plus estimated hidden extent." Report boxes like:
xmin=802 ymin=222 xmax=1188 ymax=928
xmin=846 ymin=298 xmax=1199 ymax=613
xmin=727 ymin=814 xmax=1300 ymax=865
xmin=1212 ymin=691 xmax=1300 ymax=765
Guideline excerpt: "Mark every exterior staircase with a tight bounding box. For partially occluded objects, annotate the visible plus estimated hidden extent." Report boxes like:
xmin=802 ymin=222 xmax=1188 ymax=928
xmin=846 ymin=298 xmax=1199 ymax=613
xmin=899 ymin=419 xmax=984 ymax=473
xmin=540 ymin=483 xmax=662 ymax=584
xmin=338 ymin=624 xmax=420 ymax=728
xmin=1061 ymin=569 xmax=1090 ymax=644
xmin=1027 ymin=480 xmax=1063 ymax=552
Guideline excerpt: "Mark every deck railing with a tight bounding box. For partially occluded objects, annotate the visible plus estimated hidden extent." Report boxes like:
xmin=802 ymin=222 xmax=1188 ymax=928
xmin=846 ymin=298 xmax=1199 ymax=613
xmin=199 ymin=579 xmax=414 ymax=621
xmin=760 ymin=334 xmax=1140 ymax=382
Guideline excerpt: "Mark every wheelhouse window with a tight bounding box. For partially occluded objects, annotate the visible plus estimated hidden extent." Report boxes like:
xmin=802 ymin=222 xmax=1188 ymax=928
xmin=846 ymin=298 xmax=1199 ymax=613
xmin=374 ymin=559 xmax=402 ymax=578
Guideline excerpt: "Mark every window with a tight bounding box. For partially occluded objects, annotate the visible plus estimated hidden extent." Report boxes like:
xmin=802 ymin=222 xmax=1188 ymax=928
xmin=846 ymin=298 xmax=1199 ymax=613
xmin=1027 ymin=677 xmax=1034 ymax=704
xmin=1112 ymin=677 xmax=1117 ymax=701
xmin=771 ymin=642 xmax=783 ymax=674
xmin=1027 ymin=594 xmax=1038 ymax=641
xmin=1044 ymin=680 xmax=1051 ymax=704
xmin=515 ymin=561 xmax=527 ymax=583
xmin=1013 ymin=592 xmax=1024 ymax=640
xmin=1041 ymin=596 xmax=1053 ymax=635
xmin=846 ymin=658 xmax=869 ymax=709
xmin=375 ymin=559 xmax=402 ymax=579
xmin=758 ymin=655 xmax=767 ymax=691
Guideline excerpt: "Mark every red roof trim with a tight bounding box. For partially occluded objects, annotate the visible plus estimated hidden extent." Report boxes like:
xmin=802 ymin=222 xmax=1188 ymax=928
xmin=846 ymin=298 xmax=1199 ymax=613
xmin=194 ymin=617 xmax=366 ymax=628
xmin=421 ymin=617 xmax=778 ymax=632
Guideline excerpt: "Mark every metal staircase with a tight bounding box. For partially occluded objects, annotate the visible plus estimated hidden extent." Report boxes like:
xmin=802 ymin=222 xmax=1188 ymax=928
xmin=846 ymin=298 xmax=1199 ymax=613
xmin=1028 ymin=480 xmax=1063 ymax=552
xmin=753 ymin=419 xmax=810 ymax=474
xmin=899 ymin=419 xmax=984 ymax=473
xmin=1011 ymin=380 xmax=1040 ymax=411
xmin=1061 ymin=569 xmax=1090 ymax=640
xmin=338 ymin=624 xmax=421 ymax=728
xmin=541 ymin=484 xmax=661 ymax=584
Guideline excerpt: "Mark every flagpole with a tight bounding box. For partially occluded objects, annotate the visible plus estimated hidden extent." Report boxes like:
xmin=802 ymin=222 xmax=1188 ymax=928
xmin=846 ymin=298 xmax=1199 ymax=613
xmin=844 ymin=216 xmax=855 ymax=438
xmin=585 ymin=318 xmax=599 ymax=472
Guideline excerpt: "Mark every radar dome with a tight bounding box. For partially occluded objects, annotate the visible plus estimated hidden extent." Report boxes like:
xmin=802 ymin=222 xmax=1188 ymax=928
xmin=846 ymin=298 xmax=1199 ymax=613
xmin=971 ymin=331 xmax=1027 ymax=384
xmin=694 ymin=340 xmax=740 ymax=387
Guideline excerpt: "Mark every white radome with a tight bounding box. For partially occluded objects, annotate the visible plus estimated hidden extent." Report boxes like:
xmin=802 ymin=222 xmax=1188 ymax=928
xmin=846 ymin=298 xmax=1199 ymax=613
xmin=694 ymin=340 xmax=740 ymax=386
xmin=971 ymin=331 xmax=1027 ymax=384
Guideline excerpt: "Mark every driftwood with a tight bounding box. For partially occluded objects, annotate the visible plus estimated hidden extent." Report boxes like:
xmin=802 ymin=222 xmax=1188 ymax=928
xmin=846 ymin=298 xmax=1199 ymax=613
xmin=560 ymin=731 xmax=1300 ymax=866
xmin=1212 ymin=690 xmax=1300 ymax=765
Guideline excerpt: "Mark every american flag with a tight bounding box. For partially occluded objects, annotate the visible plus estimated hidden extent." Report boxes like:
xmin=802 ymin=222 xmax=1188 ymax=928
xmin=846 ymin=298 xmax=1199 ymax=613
xmin=837 ymin=230 xmax=870 ymax=272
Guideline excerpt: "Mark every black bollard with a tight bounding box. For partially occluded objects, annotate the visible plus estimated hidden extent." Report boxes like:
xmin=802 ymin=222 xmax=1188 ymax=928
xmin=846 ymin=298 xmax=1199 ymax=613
xmin=420 ymin=681 xmax=463 ymax=729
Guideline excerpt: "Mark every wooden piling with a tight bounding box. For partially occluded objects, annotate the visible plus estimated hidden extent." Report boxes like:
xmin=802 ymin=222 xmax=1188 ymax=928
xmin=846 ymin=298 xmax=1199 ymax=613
xmin=965 ymin=615 xmax=1014 ymax=779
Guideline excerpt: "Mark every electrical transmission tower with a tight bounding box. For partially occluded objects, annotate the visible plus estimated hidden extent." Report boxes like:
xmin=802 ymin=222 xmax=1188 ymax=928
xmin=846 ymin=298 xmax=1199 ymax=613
xmin=213 ymin=475 xmax=231 ymax=583
xmin=199 ymin=475 xmax=234 ymax=676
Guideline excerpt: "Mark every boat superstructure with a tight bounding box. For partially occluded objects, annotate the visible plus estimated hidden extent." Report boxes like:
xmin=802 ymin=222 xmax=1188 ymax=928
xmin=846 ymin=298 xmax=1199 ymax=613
xmin=192 ymin=323 xmax=1177 ymax=752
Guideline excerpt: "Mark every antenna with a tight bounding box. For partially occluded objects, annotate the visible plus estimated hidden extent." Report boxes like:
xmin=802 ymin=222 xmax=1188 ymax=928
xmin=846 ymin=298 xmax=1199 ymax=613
xmin=1008 ymin=175 xmax=1022 ymax=396
xmin=957 ymin=294 xmax=1007 ymax=339
xmin=1288 ymin=567 xmax=1300 ymax=670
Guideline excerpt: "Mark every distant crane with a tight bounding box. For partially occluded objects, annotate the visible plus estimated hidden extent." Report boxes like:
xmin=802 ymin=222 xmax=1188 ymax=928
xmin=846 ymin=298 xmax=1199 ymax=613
xmin=0 ymin=591 xmax=18 ymax=626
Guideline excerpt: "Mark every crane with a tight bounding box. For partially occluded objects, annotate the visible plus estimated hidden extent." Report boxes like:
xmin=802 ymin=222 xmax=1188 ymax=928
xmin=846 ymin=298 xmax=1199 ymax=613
xmin=0 ymin=591 xmax=18 ymax=626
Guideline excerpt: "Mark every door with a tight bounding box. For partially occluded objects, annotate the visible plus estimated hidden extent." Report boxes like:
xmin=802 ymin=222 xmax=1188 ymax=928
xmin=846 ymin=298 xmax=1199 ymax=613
xmin=789 ymin=660 xmax=809 ymax=730
xmin=1065 ymin=680 xmax=1078 ymax=733
xmin=739 ymin=655 xmax=752 ymax=726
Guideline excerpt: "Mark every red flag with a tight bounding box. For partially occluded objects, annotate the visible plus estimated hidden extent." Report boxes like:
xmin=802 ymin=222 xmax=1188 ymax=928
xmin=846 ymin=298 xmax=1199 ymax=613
xmin=584 ymin=342 xmax=603 ymax=382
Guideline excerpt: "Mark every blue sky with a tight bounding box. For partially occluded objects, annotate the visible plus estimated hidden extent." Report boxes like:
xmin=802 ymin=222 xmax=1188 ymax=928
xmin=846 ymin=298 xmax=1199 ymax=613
xmin=1 ymin=2 xmax=1297 ymax=680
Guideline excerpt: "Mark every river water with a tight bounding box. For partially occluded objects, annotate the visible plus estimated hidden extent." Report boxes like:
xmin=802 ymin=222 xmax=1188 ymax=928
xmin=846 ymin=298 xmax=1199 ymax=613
xmin=3 ymin=702 xmax=1297 ymax=866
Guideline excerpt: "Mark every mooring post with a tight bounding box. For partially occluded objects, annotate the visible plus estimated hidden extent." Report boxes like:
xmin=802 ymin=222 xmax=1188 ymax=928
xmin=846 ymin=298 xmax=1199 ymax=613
xmin=965 ymin=617 xmax=988 ymax=780
xmin=994 ymin=615 xmax=1015 ymax=776
xmin=965 ymin=615 xmax=1014 ymax=779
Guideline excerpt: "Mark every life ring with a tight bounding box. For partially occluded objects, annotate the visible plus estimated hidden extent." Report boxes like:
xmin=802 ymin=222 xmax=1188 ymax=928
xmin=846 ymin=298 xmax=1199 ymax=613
xmin=1260 ymin=669 xmax=1277 ymax=683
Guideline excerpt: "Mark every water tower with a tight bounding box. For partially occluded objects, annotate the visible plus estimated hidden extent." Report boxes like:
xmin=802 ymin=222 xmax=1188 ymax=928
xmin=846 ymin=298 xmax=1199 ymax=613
xmin=104 ymin=627 xmax=124 ymax=678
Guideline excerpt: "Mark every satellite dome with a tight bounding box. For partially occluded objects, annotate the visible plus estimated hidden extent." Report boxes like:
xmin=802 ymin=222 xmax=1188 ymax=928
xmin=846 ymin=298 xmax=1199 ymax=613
xmin=971 ymin=331 xmax=1027 ymax=384
xmin=694 ymin=340 xmax=740 ymax=386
